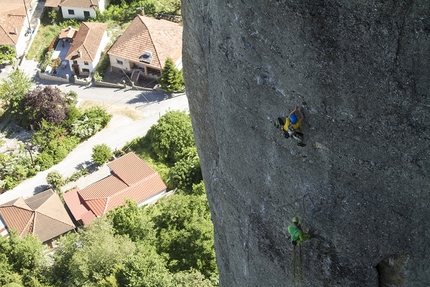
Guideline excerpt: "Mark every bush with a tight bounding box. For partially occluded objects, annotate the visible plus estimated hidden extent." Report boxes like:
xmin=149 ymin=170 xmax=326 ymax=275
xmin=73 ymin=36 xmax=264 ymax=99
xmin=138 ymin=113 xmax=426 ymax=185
xmin=46 ymin=170 xmax=64 ymax=191
xmin=35 ymin=153 xmax=54 ymax=171
xmin=71 ymin=107 xmax=112 ymax=140
xmin=92 ymin=144 xmax=112 ymax=166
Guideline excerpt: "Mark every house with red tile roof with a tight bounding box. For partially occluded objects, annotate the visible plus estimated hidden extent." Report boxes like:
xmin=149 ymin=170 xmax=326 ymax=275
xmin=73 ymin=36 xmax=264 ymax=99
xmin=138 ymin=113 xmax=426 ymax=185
xmin=108 ymin=15 xmax=182 ymax=83
xmin=0 ymin=189 xmax=75 ymax=244
xmin=65 ymin=21 xmax=108 ymax=76
xmin=64 ymin=152 xmax=167 ymax=225
xmin=45 ymin=0 xmax=108 ymax=20
xmin=0 ymin=0 xmax=33 ymax=56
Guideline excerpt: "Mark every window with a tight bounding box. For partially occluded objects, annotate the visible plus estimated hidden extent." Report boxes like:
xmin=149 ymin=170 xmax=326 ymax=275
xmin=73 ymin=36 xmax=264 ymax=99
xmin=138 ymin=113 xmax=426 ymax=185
xmin=116 ymin=59 xmax=123 ymax=65
xmin=82 ymin=69 xmax=90 ymax=73
xmin=84 ymin=61 xmax=89 ymax=65
xmin=73 ymin=60 xmax=78 ymax=64
xmin=84 ymin=11 xmax=90 ymax=18
xmin=68 ymin=9 xmax=75 ymax=15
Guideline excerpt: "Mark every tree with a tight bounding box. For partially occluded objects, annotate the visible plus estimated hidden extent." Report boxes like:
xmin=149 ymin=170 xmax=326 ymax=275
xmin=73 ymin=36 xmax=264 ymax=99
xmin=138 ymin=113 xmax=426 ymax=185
xmin=169 ymin=147 xmax=202 ymax=192
xmin=0 ymin=69 xmax=33 ymax=117
xmin=51 ymin=220 xmax=136 ymax=286
xmin=158 ymin=57 xmax=184 ymax=92
xmin=115 ymin=246 xmax=173 ymax=287
xmin=46 ymin=170 xmax=64 ymax=191
xmin=22 ymin=85 xmax=68 ymax=128
xmin=107 ymin=199 xmax=156 ymax=243
xmin=152 ymin=194 xmax=217 ymax=278
xmin=92 ymin=144 xmax=112 ymax=165
xmin=145 ymin=111 xmax=195 ymax=164
xmin=0 ymin=45 xmax=16 ymax=64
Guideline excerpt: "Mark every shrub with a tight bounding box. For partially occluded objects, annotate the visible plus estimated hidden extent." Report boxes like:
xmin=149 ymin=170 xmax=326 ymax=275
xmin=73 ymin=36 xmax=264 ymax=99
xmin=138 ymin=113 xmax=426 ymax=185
xmin=92 ymin=144 xmax=112 ymax=166
xmin=46 ymin=170 xmax=64 ymax=191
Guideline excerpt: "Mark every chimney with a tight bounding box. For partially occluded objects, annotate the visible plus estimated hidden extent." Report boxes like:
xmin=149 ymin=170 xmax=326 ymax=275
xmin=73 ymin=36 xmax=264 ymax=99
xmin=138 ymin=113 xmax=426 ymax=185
xmin=77 ymin=50 xmax=82 ymax=57
xmin=141 ymin=7 xmax=145 ymax=16
xmin=14 ymin=28 xmax=18 ymax=35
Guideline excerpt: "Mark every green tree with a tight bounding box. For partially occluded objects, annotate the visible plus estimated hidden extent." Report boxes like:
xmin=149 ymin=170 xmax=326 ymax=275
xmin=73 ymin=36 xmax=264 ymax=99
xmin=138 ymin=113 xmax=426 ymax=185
xmin=158 ymin=57 xmax=184 ymax=92
xmin=22 ymin=85 xmax=68 ymax=128
xmin=0 ymin=70 xmax=33 ymax=117
xmin=107 ymin=199 xmax=156 ymax=243
xmin=0 ymin=232 xmax=47 ymax=286
xmin=172 ymin=269 xmax=217 ymax=287
xmin=92 ymin=143 xmax=112 ymax=165
xmin=46 ymin=170 xmax=64 ymax=191
xmin=169 ymin=146 xmax=202 ymax=192
xmin=0 ymin=45 xmax=16 ymax=64
xmin=51 ymin=220 xmax=135 ymax=286
xmin=115 ymin=246 xmax=173 ymax=287
xmin=152 ymin=194 xmax=217 ymax=278
xmin=145 ymin=111 xmax=195 ymax=164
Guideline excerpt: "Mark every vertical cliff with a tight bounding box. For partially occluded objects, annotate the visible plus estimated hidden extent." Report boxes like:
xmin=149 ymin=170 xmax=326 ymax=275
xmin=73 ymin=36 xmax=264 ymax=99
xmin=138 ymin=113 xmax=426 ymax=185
xmin=181 ymin=1 xmax=430 ymax=286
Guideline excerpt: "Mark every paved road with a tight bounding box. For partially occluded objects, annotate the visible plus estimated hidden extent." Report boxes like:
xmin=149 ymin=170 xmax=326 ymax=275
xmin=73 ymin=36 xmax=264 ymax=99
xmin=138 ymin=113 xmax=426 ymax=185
xmin=0 ymin=78 xmax=189 ymax=205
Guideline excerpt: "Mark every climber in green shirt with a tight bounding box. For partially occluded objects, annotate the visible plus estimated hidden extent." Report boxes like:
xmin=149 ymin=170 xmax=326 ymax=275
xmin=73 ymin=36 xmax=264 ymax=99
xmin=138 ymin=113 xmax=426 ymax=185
xmin=287 ymin=217 xmax=317 ymax=245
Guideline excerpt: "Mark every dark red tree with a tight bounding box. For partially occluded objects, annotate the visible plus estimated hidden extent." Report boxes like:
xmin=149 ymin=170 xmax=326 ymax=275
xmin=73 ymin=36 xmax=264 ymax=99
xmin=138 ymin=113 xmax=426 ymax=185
xmin=23 ymin=85 xmax=69 ymax=128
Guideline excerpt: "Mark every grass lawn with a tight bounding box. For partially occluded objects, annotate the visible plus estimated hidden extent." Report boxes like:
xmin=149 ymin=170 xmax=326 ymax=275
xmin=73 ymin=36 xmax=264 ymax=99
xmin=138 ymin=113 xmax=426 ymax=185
xmin=26 ymin=11 xmax=80 ymax=62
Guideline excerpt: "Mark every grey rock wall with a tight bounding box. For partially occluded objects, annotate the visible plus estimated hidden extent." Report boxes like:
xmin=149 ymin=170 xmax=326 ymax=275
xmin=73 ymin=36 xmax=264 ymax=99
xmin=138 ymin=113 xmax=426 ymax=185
xmin=182 ymin=1 xmax=430 ymax=286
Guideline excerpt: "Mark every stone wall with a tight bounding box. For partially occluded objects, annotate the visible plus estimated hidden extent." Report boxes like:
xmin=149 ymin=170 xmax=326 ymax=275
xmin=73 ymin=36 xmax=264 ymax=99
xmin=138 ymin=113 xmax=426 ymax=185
xmin=182 ymin=1 xmax=430 ymax=286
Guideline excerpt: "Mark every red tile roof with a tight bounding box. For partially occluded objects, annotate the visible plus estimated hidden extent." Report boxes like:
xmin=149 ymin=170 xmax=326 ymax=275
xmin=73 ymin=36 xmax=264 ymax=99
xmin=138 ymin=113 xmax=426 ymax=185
xmin=0 ymin=190 xmax=75 ymax=242
xmin=65 ymin=22 xmax=107 ymax=62
xmin=108 ymin=15 xmax=182 ymax=69
xmin=62 ymin=188 xmax=95 ymax=224
xmin=73 ymin=152 xmax=167 ymax=217
xmin=0 ymin=0 xmax=31 ymax=45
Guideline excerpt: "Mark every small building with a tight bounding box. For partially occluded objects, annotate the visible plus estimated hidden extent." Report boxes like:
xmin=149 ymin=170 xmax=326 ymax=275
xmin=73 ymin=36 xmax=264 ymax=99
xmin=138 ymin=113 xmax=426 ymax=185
xmin=44 ymin=0 xmax=108 ymax=20
xmin=0 ymin=0 xmax=33 ymax=57
xmin=0 ymin=189 xmax=75 ymax=244
xmin=108 ymin=15 xmax=183 ymax=82
xmin=64 ymin=152 xmax=167 ymax=225
xmin=65 ymin=21 xmax=108 ymax=76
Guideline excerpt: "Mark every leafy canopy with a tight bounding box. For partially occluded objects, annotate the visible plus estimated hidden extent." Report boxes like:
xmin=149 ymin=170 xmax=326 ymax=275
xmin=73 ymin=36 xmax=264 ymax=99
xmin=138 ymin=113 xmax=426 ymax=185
xmin=22 ymin=85 xmax=69 ymax=128
xmin=0 ymin=69 xmax=33 ymax=117
xmin=146 ymin=110 xmax=195 ymax=165
xmin=92 ymin=143 xmax=112 ymax=165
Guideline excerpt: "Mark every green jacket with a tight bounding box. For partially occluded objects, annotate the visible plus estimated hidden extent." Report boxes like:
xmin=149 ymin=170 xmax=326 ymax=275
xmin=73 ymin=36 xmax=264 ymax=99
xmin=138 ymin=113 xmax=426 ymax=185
xmin=288 ymin=225 xmax=304 ymax=242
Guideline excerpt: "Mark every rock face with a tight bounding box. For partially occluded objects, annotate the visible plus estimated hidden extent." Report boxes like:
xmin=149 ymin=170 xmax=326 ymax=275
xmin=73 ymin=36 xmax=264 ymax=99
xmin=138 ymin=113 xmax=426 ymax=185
xmin=182 ymin=1 xmax=430 ymax=286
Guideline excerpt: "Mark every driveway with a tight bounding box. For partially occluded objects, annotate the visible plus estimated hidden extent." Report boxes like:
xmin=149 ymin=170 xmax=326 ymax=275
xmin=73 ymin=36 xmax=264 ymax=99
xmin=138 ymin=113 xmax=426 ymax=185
xmin=0 ymin=90 xmax=189 ymax=205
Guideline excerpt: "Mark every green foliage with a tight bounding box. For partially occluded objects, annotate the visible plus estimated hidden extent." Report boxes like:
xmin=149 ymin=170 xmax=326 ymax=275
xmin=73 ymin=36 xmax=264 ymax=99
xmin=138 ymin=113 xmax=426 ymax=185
xmin=152 ymin=194 xmax=217 ymax=277
xmin=66 ymin=168 xmax=88 ymax=183
xmin=0 ymin=153 xmax=35 ymax=190
xmin=172 ymin=269 xmax=218 ymax=287
xmin=51 ymin=220 xmax=135 ymax=286
xmin=168 ymin=146 xmax=202 ymax=192
xmin=71 ymin=107 xmax=112 ymax=139
xmin=61 ymin=106 xmax=82 ymax=129
xmin=0 ymin=70 xmax=33 ymax=117
xmin=0 ymin=232 xmax=46 ymax=278
xmin=39 ymin=50 xmax=53 ymax=73
xmin=22 ymin=86 xmax=69 ymax=128
xmin=158 ymin=58 xmax=184 ymax=92
xmin=92 ymin=143 xmax=112 ymax=165
xmin=0 ymin=45 xmax=16 ymax=64
xmin=46 ymin=170 xmax=64 ymax=191
xmin=145 ymin=111 xmax=195 ymax=164
xmin=115 ymin=246 xmax=173 ymax=287
xmin=108 ymin=199 xmax=156 ymax=242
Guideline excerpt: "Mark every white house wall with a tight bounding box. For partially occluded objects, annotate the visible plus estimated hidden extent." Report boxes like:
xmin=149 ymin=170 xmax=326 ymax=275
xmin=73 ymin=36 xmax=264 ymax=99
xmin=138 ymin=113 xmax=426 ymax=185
xmin=61 ymin=6 xmax=96 ymax=19
xmin=109 ymin=55 xmax=132 ymax=71
xmin=0 ymin=217 xmax=9 ymax=238
xmin=174 ymin=56 xmax=183 ymax=71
